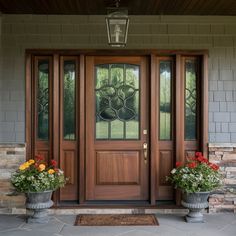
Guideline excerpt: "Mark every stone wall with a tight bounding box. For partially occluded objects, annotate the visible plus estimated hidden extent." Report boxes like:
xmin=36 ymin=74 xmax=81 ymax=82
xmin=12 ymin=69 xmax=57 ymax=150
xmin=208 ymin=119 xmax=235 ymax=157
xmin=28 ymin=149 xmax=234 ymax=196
xmin=0 ymin=144 xmax=26 ymax=213
xmin=0 ymin=143 xmax=235 ymax=213
xmin=209 ymin=143 xmax=236 ymax=213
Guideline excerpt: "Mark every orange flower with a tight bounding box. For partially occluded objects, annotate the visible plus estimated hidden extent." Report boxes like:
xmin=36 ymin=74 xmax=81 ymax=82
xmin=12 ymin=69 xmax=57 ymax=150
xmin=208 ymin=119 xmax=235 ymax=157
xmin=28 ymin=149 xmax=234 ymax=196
xmin=48 ymin=169 xmax=55 ymax=174
xmin=38 ymin=164 xmax=46 ymax=172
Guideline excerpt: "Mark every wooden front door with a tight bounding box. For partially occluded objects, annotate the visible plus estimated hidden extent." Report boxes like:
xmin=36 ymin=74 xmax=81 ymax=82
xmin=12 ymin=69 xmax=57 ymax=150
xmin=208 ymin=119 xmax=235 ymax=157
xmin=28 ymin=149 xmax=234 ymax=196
xmin=85 ymin=56 xmax=149 ymax=201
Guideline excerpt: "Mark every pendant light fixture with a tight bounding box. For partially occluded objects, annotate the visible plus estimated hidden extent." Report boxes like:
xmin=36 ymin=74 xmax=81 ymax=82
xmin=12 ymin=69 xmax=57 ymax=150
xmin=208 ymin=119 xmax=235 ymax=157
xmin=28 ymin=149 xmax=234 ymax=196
xmin=105 ymin=0 xmax=129 ymax=47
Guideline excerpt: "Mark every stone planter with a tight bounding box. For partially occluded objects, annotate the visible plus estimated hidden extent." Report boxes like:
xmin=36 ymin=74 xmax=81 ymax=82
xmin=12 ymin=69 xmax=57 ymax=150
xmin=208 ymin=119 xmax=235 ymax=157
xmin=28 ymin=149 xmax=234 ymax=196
xmin=181 ymin=191 xmax=210 ymax=223
xmin=25 ymin=190 xmax=53 ymax=223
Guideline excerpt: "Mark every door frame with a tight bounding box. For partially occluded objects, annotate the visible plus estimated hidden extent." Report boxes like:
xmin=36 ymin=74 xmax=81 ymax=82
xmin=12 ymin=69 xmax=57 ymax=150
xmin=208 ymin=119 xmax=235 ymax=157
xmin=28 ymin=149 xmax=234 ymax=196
xmin=26 ymin=49 xmax=208 ymax=206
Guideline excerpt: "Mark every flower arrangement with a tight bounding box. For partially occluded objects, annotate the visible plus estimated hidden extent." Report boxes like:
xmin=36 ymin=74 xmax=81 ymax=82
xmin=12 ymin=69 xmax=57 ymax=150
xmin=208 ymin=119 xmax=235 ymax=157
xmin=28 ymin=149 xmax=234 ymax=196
xmin=167 ymin=152 xmax=222 ymax=193
xmin=11 ymin=155 xmax=66 ymax=192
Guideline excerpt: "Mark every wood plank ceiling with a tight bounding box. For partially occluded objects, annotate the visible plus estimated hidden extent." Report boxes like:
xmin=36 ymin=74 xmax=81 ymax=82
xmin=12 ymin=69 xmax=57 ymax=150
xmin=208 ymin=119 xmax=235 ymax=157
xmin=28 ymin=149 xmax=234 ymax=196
xmin=0 ymin=0 xmax=236 ymax=15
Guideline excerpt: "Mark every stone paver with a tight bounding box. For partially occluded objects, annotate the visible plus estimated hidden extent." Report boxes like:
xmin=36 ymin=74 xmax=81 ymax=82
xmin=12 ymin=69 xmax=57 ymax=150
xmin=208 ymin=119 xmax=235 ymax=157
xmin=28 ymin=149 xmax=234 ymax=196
xmin=0 ymin=213 xmax=235 ymax=236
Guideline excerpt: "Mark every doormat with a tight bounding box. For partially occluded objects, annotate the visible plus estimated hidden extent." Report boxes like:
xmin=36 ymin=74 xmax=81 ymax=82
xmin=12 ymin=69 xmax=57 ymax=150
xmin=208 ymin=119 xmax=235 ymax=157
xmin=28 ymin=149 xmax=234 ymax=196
xmin=74 ymin=214 xmax=159 ymax=226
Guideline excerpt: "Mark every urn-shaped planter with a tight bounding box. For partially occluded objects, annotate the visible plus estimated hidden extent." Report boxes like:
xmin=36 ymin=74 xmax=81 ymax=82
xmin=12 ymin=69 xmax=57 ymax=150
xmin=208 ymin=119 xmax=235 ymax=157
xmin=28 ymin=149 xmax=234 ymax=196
xmin=25 ymin=190 xmax=53 ymax=223
xmin=181 ymin=191 xmax=210 ymax=223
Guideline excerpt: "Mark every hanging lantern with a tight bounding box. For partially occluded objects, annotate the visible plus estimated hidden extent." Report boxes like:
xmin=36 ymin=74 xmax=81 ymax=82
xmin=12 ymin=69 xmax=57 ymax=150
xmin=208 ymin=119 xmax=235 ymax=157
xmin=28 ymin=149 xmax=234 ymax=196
xmin=105 ymin=1 xmax=129 ymax=47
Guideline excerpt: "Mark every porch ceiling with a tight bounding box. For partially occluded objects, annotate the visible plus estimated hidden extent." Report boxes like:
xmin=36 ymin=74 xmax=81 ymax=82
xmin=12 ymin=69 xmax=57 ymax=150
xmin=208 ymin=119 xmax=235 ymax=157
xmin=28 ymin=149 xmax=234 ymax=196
xmin=0 ymin=0 xmax=236 ymax=15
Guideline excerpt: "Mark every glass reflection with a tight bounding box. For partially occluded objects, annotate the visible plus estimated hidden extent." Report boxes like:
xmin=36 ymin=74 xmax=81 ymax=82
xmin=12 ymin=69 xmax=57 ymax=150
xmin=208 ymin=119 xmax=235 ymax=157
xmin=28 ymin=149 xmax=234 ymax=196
xmin=95 ymin=64 xmax=140 ymax=140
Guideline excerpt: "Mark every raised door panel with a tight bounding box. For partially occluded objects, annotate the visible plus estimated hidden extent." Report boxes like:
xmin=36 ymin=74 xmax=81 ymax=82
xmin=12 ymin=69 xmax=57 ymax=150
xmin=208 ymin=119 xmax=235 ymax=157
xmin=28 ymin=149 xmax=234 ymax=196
xmin=96 ymin=151 xmax=140 ymax=185
xmin=60 ymin=149 xmax=77 ymax=200
xmin=157 ymin=150 xmax=174 ymax=200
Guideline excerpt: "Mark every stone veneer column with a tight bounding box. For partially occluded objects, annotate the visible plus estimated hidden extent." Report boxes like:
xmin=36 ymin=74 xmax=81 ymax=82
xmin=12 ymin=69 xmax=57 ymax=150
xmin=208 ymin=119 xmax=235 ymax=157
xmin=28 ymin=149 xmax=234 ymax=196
xmin=0 ymin=144 xmax=26 ymax=213
xmin=208 ymin=143 xmax=236 ymax=213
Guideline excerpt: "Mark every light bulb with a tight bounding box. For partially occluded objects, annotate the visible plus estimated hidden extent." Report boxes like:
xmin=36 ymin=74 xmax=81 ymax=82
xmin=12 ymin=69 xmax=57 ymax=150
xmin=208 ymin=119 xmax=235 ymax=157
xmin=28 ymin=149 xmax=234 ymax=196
xmin=114 ymin=24 xmax=122 ymax=43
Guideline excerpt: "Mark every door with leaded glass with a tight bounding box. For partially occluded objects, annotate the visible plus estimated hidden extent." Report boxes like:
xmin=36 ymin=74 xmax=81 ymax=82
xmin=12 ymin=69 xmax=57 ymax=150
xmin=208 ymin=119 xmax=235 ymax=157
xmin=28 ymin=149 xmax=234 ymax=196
xmin=85 ymin=56 xmax=149 ymax=200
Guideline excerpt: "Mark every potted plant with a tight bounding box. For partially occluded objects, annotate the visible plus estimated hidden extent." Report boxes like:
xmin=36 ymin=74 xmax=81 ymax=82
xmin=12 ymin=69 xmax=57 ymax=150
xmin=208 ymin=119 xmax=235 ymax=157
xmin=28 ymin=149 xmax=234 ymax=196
xmin=167 ymin=152 xmax=222 ymax=223
xmin=11 ymin=155 xmax=66 ymax=223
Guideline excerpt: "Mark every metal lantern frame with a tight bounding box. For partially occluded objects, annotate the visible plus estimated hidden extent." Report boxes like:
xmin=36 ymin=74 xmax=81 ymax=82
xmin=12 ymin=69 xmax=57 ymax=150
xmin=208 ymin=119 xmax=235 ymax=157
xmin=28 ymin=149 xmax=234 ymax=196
xmin=105 ymin=7 xmax=129 ymax=47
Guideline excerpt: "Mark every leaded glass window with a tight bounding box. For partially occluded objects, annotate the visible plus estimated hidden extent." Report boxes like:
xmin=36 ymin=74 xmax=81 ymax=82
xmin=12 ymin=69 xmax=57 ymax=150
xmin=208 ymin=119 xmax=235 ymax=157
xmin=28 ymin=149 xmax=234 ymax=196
xmin=37 ymin=60 xmax=49 ymax=140
xmin=95 ymin=64 xmax=140 ymax=140
xmin=159 ymin=61 xmax=172 ymax=140
xmin=185 ymin=59 xmax=197 ymax=140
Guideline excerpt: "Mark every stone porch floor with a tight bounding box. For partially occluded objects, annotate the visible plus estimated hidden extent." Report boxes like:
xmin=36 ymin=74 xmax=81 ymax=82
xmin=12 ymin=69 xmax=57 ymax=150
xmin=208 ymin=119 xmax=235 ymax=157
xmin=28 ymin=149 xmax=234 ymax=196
xmin=0 ymin=213 xmax=235 ymax=236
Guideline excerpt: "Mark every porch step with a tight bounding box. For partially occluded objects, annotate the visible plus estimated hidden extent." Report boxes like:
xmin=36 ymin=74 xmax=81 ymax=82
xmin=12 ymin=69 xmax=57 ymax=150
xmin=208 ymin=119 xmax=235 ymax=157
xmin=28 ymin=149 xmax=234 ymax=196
xmin=3 ymin=207 xmax=189 ymax=215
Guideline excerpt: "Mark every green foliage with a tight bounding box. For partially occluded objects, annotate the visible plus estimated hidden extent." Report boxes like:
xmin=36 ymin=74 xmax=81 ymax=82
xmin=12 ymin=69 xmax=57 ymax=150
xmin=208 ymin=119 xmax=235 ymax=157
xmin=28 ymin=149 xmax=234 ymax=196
xmin=63 ymin=70 xmax=75 ymax=139
xmin=167 ymin=152 xmax=222 ymax=193
xmin=11 ymin=156 xmax=66 ymax=193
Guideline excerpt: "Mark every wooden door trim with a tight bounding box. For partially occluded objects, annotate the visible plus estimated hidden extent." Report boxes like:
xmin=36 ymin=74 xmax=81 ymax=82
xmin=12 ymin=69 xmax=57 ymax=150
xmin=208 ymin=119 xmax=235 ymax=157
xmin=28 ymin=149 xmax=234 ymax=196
xmin=25 ymin=50 xmax=209 ymax=207
xmin=79 ymin=54 xmax=85 ymax=204
xmin=25 ymin=53 xmax=32 ymax=160
xmin=175 ymin=54 xmax=184 ymax=205
xmin=150 ymin=54 xmax=157 ymax=205
xmin=52 ymin=54 xmax=60 ymax=204
xmin=201 ymin=54 xmax=208 ymax=157
xmin=26 ymin=49 xmax=209 ymax=56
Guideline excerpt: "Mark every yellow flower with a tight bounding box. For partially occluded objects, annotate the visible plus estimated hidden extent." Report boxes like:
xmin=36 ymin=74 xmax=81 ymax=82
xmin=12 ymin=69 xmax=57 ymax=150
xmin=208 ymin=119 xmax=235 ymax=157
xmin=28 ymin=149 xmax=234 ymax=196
xmin=19 ymin=162 xmax=30 ymax=171
xmin=38 ymin=164 xmax=46 ymax=172
xmin=48 ymin=169 xmax=55 ymax=174
xmin=28 ymin=159 xmax=35 ymax=165
xmin=19 ymin=164 xmax=26 ymax=171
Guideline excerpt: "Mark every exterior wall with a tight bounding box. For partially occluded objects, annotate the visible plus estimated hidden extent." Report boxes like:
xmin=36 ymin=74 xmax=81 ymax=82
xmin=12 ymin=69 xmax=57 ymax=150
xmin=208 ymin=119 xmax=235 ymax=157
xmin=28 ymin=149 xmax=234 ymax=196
xmin=0 ymin=144 xmax=25 ymax=213
xmin=0 ymin=15 xmax=236 ymax=142
xmin=209 ymin=143 xmax=236 ymax=213
xmin=0 ymin=15 xmax=236 ymax=212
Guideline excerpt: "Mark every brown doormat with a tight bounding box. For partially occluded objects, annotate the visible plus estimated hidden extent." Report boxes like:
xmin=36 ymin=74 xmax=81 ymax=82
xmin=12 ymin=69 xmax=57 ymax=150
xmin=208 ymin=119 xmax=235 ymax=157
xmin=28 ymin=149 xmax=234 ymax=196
xmin=75 ymin=214 xmax=159 ymax=226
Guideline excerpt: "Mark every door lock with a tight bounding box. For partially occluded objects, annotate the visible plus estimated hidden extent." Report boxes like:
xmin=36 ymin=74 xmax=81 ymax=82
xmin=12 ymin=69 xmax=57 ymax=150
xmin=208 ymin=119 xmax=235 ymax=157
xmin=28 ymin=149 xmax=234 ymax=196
xmin=143 ymin=143 xmax=148 ymax=164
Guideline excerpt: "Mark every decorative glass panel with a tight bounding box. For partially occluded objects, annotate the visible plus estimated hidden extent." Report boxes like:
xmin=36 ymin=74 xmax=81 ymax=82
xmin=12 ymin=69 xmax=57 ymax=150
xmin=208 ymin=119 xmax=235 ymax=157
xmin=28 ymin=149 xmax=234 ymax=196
xmin=96 ymin=64 xmax=140 ymax=140
xmin=37 ymin=60 xmax=49 ymax=140
xmin=159 ymin=61 xmax=172 ymax=140
xmin=185 ymin=59 xmax=197 ymax=140
xmin=63 ymin=61 xmax=76 ymax=140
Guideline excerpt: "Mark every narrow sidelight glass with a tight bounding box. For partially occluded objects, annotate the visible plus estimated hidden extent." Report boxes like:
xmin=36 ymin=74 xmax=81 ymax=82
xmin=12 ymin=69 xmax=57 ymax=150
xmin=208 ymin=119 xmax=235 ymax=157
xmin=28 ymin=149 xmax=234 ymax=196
xmin=63 ymin=61 xmax=76 ymax=140
xmin=37 ymin=60 xmax=49 ymax=140
xmin=159 ymin=61 xmax=172 ymax=140
xmin=185 ymin=59 xmax=197 ymax=140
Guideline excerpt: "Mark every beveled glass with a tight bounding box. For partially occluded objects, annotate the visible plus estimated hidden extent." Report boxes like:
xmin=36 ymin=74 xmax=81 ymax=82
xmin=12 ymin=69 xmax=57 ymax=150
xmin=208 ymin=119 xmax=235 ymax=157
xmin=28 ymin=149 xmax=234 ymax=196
xmin=95 ymin=64 xmax=140 ymax=139
xmin=185 ymin=59 xmax=197 ymax=140
xmin=37 ymin=60 xmax=49 ymax=140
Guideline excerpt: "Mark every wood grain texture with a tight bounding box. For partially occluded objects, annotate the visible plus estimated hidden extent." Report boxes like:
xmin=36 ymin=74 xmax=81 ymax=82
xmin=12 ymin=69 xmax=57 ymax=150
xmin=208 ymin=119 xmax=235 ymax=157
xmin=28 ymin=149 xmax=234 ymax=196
xmin=0 ymin=0 xmax=235 ymax=15
xmin=156 ymin=56 xmax=174 ymax=201
xmin=85 ymin=56 xmax=149 ymax=201
xmin=25 ymin=50 xmax=208 ymax=206
xmin=96 ymin=151 xmax=140 ymax=185
xmin=25 ymin=53 xmax=32 ymax=160
xmin=59 ymin=56 xmax=79 ymax=201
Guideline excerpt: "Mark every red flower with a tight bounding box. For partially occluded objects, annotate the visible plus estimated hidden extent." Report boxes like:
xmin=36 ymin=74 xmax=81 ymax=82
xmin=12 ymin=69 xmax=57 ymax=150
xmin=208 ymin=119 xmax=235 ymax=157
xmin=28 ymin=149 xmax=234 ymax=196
xmin=196 ymin=156 xmax=209 ymax=164
xmin=209 ymin=163 xmax=219 ymax=171
xmin=176 ymin=162 xmax=182 ymax=167
xmin=50 ymin=159 xmax=57 ymax=167
xmin=195 ymin=152 xmax=202 ymax=157
xmin=187 ymin=162 xmax=197 ymax=169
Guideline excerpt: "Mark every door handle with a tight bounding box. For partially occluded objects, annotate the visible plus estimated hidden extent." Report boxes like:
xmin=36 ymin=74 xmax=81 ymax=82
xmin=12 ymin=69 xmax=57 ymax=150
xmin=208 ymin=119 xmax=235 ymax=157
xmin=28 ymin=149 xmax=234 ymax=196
xmin=143 ymin=143 xmax=148 ymax=164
